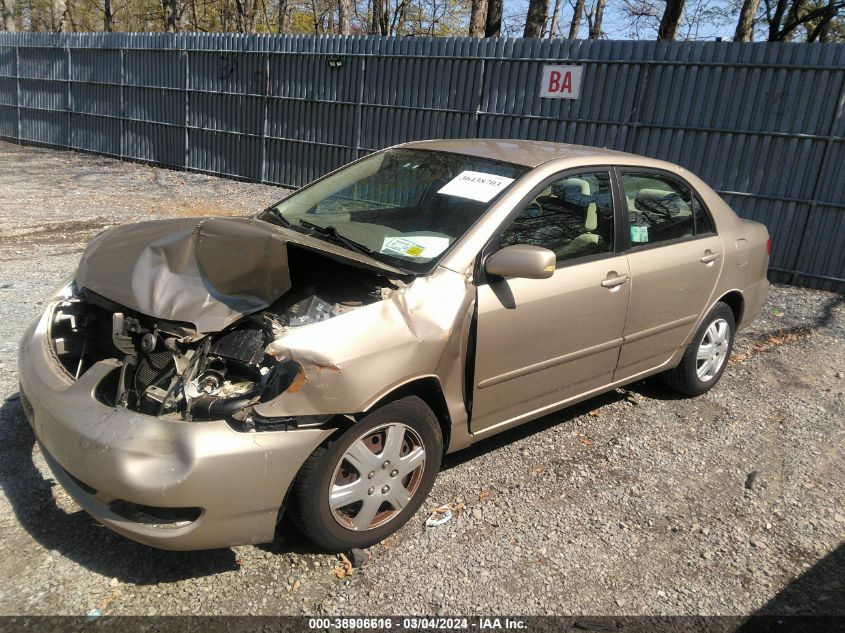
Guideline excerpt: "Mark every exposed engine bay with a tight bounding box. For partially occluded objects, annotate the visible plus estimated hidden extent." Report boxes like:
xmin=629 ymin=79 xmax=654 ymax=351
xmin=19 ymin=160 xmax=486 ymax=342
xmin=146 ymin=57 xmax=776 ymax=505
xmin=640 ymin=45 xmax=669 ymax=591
xmin=48 ymin=248 xmax=395 ymax=427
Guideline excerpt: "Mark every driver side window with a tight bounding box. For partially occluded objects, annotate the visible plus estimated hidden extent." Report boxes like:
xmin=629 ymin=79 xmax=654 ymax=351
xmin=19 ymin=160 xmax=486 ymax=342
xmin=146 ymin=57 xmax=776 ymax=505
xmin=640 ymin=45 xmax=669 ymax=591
xmin=500 ymin=171 xmax=615 ymax=263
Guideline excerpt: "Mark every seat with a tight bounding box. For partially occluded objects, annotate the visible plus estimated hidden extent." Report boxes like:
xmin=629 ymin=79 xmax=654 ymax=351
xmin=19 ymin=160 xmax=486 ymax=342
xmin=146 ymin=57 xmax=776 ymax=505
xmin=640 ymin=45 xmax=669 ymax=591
xmin=553 ymin=179 xmax=604 ymax=260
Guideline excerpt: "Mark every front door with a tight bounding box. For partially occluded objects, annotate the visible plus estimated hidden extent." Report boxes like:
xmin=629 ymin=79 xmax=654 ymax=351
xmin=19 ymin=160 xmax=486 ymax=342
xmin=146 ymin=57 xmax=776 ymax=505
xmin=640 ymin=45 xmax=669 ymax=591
xmin=470 ymin=169 xmax=631 ymax=434
xmin=613 ymin=169 xmax=724 ymax=381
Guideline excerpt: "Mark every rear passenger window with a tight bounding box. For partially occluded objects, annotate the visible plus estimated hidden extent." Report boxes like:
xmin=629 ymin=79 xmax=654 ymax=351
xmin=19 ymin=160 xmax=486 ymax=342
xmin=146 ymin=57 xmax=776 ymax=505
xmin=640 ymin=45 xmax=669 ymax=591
xmin=693 ymin=197 xmax=715 ymax=235
xmin=621 ymin=173 xmax=694 ymax=246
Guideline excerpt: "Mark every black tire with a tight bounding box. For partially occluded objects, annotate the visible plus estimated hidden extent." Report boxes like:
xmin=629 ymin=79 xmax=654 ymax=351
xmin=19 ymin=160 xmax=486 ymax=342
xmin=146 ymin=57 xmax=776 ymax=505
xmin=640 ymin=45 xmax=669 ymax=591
xmin=662 ymin=301 xmax=736 ymax=397
xmin=289 ymin=396 xmax=442 ymax=551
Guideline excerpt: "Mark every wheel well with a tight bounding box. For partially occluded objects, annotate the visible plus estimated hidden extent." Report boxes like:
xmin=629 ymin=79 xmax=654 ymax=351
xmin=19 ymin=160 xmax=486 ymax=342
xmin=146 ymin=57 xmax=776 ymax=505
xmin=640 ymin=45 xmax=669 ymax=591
xmin=366 ymin=378 xmax=451 ymax=454
xmin=718 ymin=291 xmax=744 ymax=326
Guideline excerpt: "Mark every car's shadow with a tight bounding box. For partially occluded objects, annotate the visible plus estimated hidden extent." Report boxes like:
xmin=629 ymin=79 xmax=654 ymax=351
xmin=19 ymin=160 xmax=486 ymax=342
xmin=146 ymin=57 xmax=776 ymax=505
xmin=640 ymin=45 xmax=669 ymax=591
xmin=0 ymin=394 xmax=241 ymax=584
xmin=441 ymin=386 xmax=632 ymax=471
xmin=736 ymin=543 xmax=845 ymax=628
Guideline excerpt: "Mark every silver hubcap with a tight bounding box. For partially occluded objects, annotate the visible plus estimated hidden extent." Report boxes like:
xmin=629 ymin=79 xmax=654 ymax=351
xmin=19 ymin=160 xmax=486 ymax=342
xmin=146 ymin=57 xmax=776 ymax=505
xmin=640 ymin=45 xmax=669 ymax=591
xmin=329 ymin=423 xmax=426 ymax=531
xmin=696 ymin=318 xmax=730 ymax=381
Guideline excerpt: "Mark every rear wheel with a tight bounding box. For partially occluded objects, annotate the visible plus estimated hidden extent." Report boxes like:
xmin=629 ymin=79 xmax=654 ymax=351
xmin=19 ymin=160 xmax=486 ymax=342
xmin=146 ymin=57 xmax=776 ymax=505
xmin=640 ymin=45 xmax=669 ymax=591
xmin=663 ymin=302 xmax=735 ymax=396
xmin=290 ymin=396 xmax=442 ymax=551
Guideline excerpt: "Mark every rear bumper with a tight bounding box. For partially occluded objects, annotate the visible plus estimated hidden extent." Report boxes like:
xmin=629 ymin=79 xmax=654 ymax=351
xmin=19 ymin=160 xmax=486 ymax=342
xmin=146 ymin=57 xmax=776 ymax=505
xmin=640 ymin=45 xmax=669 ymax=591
xmin=17 ymin=307 xmax=334 ymax=550
xmin=739 ymin=278 xmax=770 ymax=330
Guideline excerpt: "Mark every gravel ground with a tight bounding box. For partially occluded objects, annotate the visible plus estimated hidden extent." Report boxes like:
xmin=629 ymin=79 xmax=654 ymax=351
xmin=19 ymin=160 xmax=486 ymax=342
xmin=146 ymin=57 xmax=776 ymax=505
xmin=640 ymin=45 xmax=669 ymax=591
xmin=0 ymin=141 xmax=842 ymax=617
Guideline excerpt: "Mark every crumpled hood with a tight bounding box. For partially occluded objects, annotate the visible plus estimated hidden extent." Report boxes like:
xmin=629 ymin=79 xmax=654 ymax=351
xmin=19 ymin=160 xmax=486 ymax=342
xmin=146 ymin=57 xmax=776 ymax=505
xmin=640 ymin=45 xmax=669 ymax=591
xmin=75 ymin=217 xmax=293 ymax=333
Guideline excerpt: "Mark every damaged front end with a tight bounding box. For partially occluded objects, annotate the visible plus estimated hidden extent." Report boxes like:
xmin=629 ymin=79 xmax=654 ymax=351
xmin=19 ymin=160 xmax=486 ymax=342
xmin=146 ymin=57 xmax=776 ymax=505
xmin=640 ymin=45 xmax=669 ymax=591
xmin=49 ymin=248 xmax=395 ymax=430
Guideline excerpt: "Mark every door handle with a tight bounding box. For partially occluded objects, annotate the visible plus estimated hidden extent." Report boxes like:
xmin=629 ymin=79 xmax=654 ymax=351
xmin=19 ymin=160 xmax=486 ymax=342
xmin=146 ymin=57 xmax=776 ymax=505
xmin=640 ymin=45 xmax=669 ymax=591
xmin=601 ymin=273 xmax=629 ymax=288
xmin=700 ymin=251 xmax=721 ymax=264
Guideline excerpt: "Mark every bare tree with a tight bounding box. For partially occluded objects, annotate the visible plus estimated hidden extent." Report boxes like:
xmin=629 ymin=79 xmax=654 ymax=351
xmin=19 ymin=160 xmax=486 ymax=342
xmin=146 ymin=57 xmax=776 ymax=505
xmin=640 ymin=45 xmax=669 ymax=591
xmin=338 ymin=0 xmax=350 ymax=32
xmin=569 ymin=0 xmax=585 ymax=36
xmin=161 ymin=0 xmax=182 ymax=31
xmin=657 ymin=0 xmax=686 ymax=38
xmin=278 ymin=0 xmax=288 ymax=31
xmin=734 ymin=0 xmax=760 ymax=40
xmin=548 ymin=0 xmax=563 ymax=36
xmin=469 ymin=0 xmax=486 ymax=35
xmin=485 ymin=0 xmax=502 ymax=35
xmin=807 ymin=0 xmax=840 ymax=40
xmin=103 ymin=0 xmax=115 ymax=31
xmin=1 ymin=0 xmax=15 ymax=31
xmin=371 ymin=0 xmax=389 ymax=34
xmin=524 ymin=0 xmax=549 ymax=36
xmin=390 ymin=0 xmax=410 ymax=33
xmin=763 ymin=0 xmax=845 ymax=40
xmin=586 ymin=0 xmax=606 ymax=37
xmin=51 ymin=0 xmax=69 ymax=30
xmin=234 ymin=0 xmax=257 ymax=32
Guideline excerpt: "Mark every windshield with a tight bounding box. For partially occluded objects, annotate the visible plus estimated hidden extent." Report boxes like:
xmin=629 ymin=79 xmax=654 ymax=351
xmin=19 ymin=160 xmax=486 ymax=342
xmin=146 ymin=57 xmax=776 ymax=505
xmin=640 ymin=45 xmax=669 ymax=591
xmin=258 ymin=149 xmax=529 ymax=273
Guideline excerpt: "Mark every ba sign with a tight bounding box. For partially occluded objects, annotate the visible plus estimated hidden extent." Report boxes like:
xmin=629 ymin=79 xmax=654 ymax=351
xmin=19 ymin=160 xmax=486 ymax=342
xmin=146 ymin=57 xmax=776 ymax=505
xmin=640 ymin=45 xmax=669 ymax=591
xmin=539 ymin=65 xmax=584 ymax=99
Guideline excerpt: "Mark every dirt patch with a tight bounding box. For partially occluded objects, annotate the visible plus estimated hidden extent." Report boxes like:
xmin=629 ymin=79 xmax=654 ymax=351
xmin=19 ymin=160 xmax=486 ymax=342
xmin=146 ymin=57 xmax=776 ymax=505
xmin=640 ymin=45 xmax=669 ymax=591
xmin=729 ymin=327 xmax=813 ymax=365
xmin=0 ymin=218 xmax=112 ymax=247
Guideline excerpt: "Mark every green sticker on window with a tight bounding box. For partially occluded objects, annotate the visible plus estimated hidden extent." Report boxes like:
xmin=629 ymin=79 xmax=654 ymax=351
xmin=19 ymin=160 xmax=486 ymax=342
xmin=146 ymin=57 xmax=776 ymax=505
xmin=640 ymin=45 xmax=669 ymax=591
xmin=631 ymin=225 xmax=649 ymax=243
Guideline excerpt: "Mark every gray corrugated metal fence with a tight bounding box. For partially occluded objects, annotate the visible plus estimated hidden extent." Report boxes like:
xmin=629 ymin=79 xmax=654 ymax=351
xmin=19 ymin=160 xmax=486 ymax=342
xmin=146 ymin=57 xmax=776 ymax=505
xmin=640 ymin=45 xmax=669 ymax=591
xmin=0 ymin=32 xmax=843 ymax=291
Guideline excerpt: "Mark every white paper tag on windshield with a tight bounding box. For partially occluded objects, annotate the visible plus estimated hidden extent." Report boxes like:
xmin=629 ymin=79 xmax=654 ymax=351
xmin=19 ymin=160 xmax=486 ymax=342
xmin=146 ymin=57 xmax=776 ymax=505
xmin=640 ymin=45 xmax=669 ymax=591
xmin=381 ymin=236 xmax=451 ymax=258
xmin=437 ymin=171 xmax=515 ymax=203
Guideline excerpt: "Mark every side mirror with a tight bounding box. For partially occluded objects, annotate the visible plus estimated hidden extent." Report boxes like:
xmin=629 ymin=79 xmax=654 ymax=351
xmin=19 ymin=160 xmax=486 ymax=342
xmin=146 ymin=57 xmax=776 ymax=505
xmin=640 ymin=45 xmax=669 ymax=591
xmin=485 ymin=244 xmax=556 ymax=280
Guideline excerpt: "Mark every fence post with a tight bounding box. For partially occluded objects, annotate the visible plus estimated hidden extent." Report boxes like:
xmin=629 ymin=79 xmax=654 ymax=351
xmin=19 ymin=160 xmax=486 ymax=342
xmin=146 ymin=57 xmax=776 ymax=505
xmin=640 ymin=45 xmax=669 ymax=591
xmin=473 ymin=58 xmax=486 ymax=138
xmin=183 ymin=47 xmax=189 ymax=171
xmin=260 ymin=51 xmax=269 ymax=183
xmin=14 ymin=45 xmax=20 ymax=142
xmin=353 ymin=55 xmax=366 ymax=158
xmin=65 ymin=44 xmax=71 ymax=149
xmin=119 ymin=47 xmax=124 ymax=160
xmin=618 ymin=61 xmax=654 ymax=155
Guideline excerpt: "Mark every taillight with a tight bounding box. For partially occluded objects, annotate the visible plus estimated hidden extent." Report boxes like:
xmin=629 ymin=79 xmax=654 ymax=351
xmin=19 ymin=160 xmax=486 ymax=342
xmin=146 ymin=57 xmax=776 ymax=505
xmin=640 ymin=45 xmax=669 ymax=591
xmin=766 ymin=238 xmax=772 ymax=256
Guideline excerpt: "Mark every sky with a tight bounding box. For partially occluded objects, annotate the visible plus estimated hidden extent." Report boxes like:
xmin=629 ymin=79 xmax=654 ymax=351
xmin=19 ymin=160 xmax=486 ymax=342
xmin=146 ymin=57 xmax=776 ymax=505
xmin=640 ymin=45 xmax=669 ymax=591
xmin=498 ymin=0 xmax=739 ymax=41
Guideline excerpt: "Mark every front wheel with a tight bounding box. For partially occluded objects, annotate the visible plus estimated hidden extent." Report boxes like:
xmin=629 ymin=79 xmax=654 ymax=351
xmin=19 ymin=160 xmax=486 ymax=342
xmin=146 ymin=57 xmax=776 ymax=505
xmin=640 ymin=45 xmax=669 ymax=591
xmin=289 ymin=396 xmax=442 ymax=551
xmin=662 ymin=301 xmax=736 ymax=396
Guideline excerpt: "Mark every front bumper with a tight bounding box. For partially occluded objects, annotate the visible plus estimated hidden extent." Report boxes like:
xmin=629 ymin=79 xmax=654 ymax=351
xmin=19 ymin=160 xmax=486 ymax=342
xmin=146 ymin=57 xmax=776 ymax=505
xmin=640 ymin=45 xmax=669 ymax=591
xmin=17 ymin=307 xmax=334 ymax=550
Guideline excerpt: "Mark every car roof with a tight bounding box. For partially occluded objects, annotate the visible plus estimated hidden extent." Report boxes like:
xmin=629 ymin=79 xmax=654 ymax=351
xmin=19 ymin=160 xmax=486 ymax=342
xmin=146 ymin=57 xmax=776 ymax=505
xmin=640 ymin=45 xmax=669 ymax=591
xmin=398 ymin=138 xmax=639 ymax=168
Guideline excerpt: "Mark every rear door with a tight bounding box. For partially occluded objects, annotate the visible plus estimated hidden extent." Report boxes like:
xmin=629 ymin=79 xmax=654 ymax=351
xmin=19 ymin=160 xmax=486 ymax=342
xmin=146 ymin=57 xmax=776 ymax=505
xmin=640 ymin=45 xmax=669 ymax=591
xmin=470 ymin=169 xmax=631 ymax=434
xmin=613 ymin=169 xmax=723 ymax=382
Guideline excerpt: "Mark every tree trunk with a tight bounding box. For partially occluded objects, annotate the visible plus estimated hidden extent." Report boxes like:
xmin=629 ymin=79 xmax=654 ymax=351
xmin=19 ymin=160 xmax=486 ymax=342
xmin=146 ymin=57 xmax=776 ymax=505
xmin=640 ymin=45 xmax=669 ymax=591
xmin=338 ymin=0 xmax=351 ymax=33
xmin=484 ymin=0 xmax=502 ymax=36
xmin=657 ymin=0 xmax=686 ymax=40
xmin=371 ymin=0 xmax=389 ymax=35
xmin=733 ymin=0 xmax=760 ymax=41
xmin=779 ymin=0 xmax=805 ymax=41
xmin=235 ymin=0 xmax=256 ymax=32
xmin=278 ymin=0 xmax=287 ymax=32
xmin=1 ymin=0 xmax=16 ymax=31
xmin=391 ymin=0 xmax=409 ymax=34
xmin=548 ymin=0 xmax=562 ymax=37
xmin=523 ymin=0 xmax=549 ymax=37
xmin=52 ymin=0 xmax=68 ymax=31
xmin=588 ymin=0 xmax=606 ymax=38
xmin=808 ymin=0 xmax=836 ymax=41
xmin=568 ymin=0 xmax=584 ymax=38
xmin=103 ymin=0 xmax=114 ymax=31
xmin=767 ymin=0 xmax=788 ymax=40
xmin=469 ymin=0 xmax=486 ymax=36
xmin=162 ymin=0 xmax=180 ymax=32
